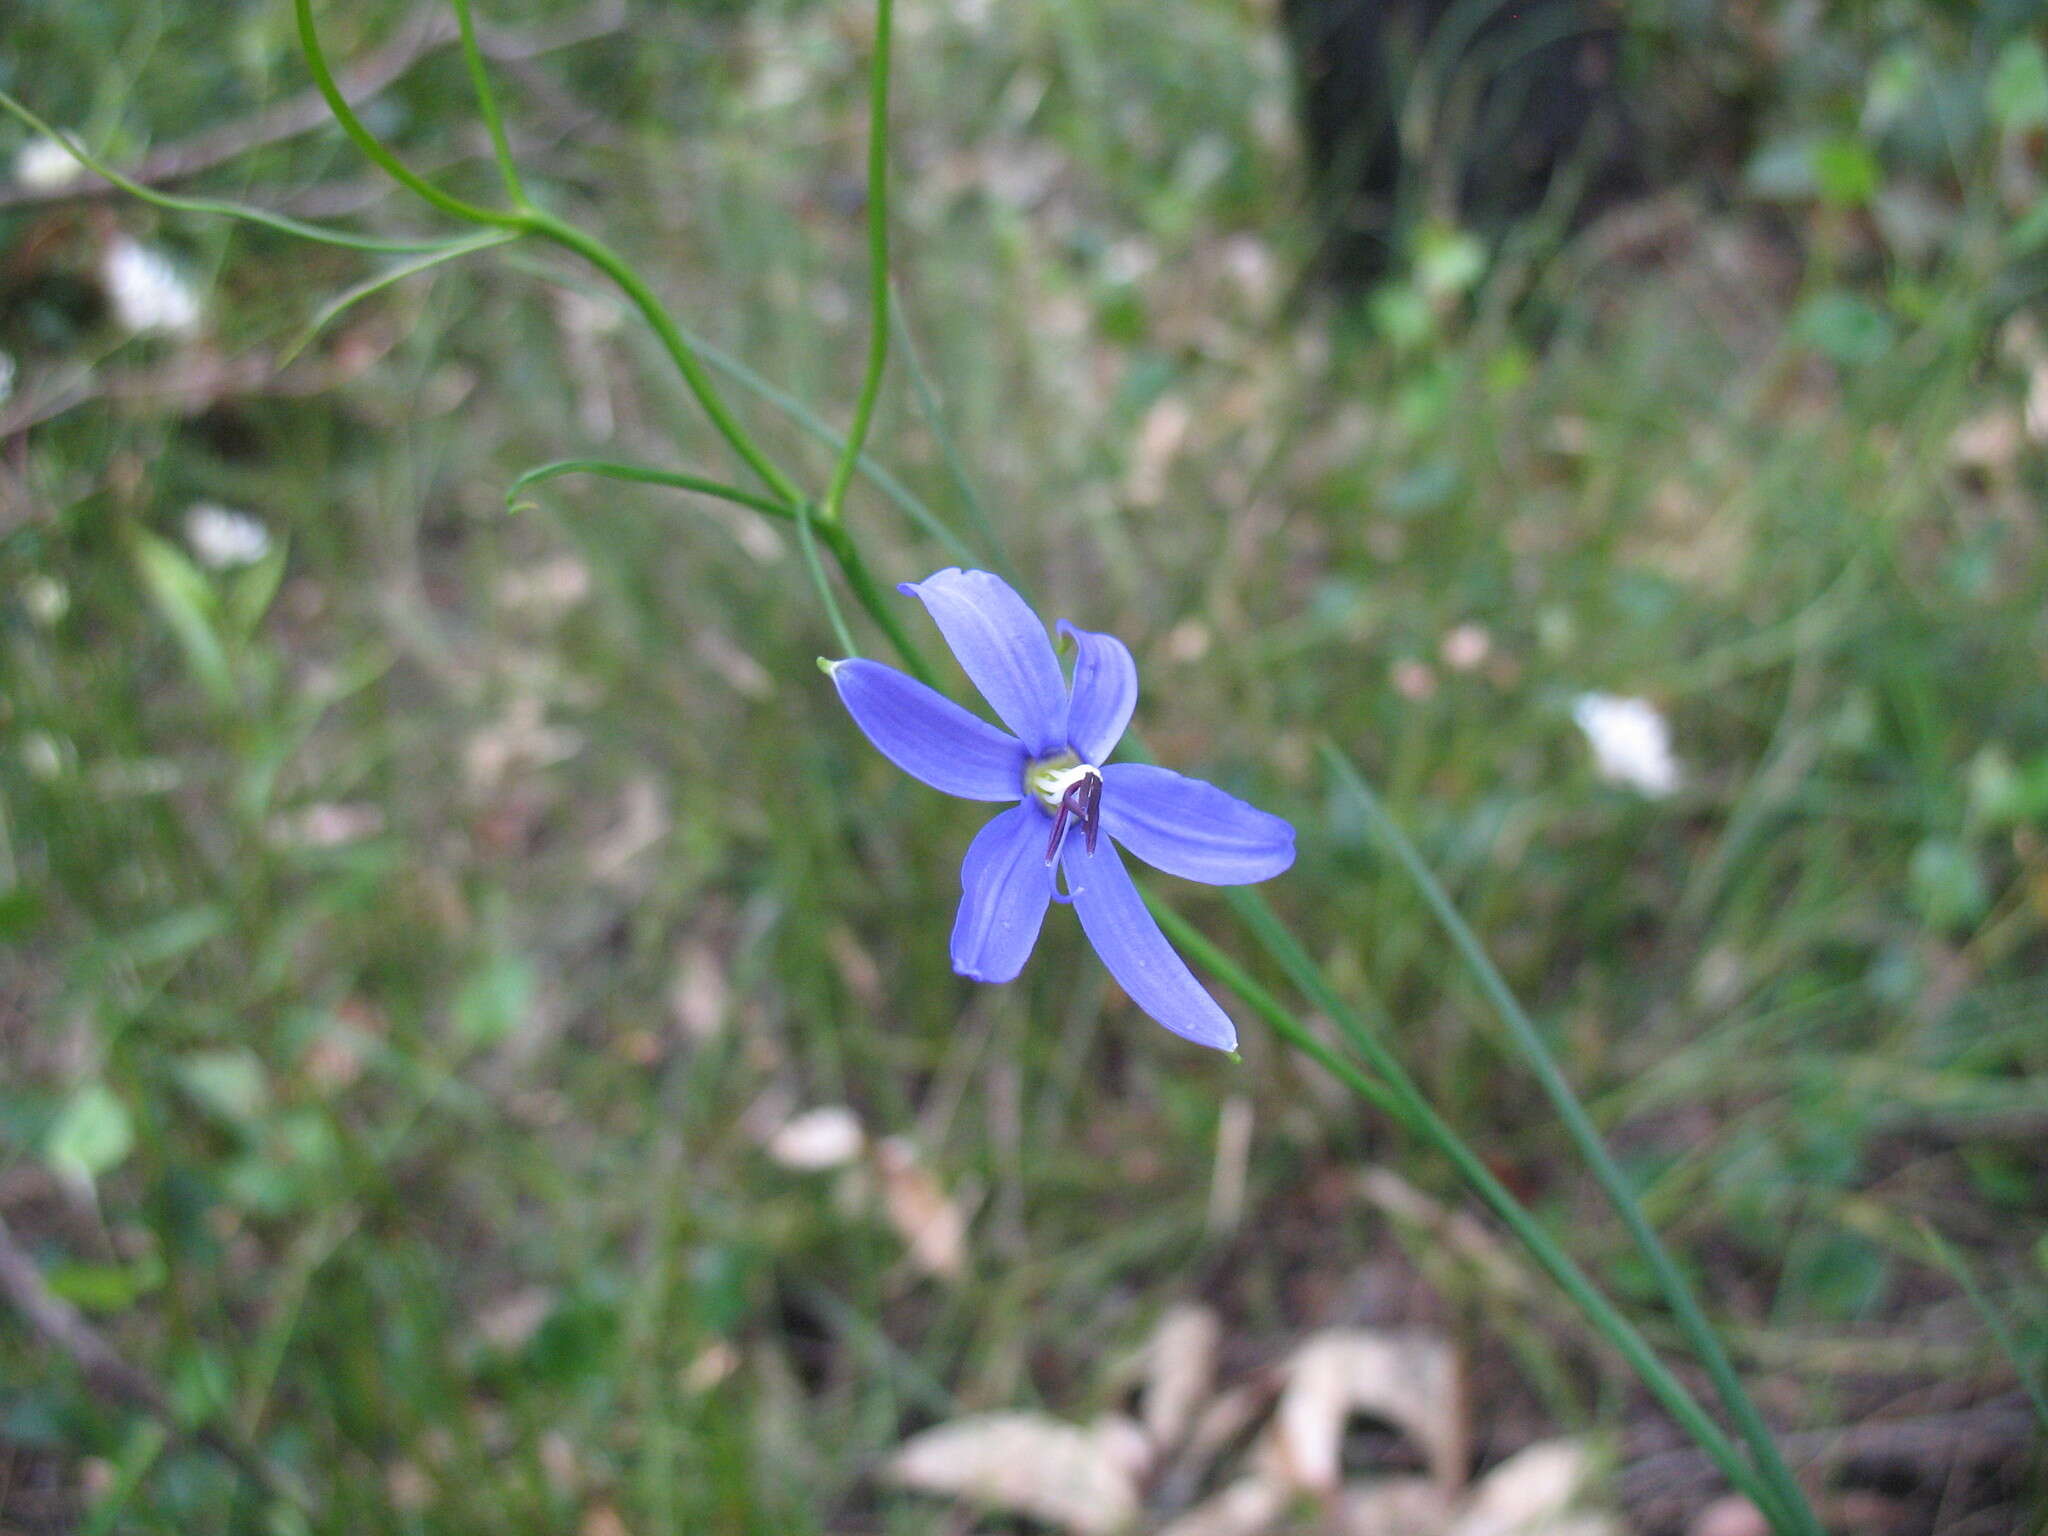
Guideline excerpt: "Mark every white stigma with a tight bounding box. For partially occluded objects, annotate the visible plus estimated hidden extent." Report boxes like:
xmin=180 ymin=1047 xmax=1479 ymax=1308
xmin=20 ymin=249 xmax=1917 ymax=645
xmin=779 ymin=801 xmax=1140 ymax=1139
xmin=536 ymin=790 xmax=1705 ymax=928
xmin=1025 ymin=756 xmax=1100 ymax=812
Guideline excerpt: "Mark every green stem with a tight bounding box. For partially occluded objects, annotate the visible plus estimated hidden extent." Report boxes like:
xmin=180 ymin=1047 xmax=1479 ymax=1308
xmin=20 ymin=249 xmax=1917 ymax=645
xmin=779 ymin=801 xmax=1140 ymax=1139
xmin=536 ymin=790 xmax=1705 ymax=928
xmin=1217 ymin=881 xmax=1793 ymax=1524
xmin=504 ymin=458 xmax=794 ymax=520
xmin=449 ymin=0 xmax=530 ymax=208
xmin=819 ymin=521 xmax=938 ymax=687
xmin=821 ymin=0 xmax=895 ymax=527
xmin=797 ymin=501 xmax=860 ymax=659
xmin=296 ymin=0 xmax=805 ymax=511
xmin=293 ymin=0 xmax=518 ymax=229
xmin=0 ymin=87 xmax=457 ymax=254
xmin=1313 ymin=746 xmax=1819 ymax=1533
xmin=517 ymin=212 xmax=804 ymax=507
xmin=672 ymin=321 xmax=975 ymax=562
xmin=280 ymin=228 xmax=520 ymax=366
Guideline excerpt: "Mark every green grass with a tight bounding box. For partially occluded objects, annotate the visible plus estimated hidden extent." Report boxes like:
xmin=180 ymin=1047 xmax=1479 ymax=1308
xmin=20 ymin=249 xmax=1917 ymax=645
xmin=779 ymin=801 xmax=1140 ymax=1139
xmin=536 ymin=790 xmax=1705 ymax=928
xmin=4 ymin=1 xmax=2047 ymax=1532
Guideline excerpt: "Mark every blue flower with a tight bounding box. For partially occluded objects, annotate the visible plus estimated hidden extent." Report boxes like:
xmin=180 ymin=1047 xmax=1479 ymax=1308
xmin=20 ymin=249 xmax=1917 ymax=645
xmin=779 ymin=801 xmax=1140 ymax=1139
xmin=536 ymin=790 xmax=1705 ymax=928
xmin=828 ymin=568 xmax=1295 ymax=1051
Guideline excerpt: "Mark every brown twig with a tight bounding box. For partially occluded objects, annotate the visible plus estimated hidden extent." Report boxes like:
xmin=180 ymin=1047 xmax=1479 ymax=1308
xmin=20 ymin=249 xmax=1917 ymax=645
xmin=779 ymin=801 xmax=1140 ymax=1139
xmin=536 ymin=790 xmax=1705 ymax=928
xmin=0 ymin=324 xmax=405 ymax=442
xmin=0 ymin=0 xmax=628 ymax=212
xmin=0 ymin=1211 xmax=313 ymax=1513
xmin=0 ymin=1212 xmax=166 ymax=1414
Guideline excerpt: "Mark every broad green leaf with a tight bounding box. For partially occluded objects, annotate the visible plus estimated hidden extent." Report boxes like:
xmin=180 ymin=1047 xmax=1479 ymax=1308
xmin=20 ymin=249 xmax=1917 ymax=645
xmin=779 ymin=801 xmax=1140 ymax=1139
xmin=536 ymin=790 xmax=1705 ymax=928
xmin=1793 ymin=291 xmax=1895 ymax=366
xmin=1414 ymin=223 xmax=1485 ymax=301
xmin=0 ymin=886 xmax=43 ymax=941
xmin=1908 ymin=838 xmax=1988 ymax=931
xmin=1988 ymin=39 xmax=2048 ymax=132
xmin=226 ymin=540 xmax=290 ymax=640
xmin=2010 ymin=192 xmax=2048 ymax=254
xmin=44 ymin=1252 xmax=166 ymax=1312
xmin=176 ymin=1050 xmax=270 ymax=1126
xmin=455 ymin=954 xmax=536 ymax=1046
xmin=118 ymin=905 xmax=226 ymax=966
xmin=1743 ymin=134 xmax=1821 ymax=199
xmin=1813 ymin=136 xmax=1881 ymax=208
xmin=44 ymin=1084 xmax=134 ymax=1184
xmin=132 ymin=531 xmax=234 ymax=708
xmin=1368 ymin=284 xmax=1432 ymax=348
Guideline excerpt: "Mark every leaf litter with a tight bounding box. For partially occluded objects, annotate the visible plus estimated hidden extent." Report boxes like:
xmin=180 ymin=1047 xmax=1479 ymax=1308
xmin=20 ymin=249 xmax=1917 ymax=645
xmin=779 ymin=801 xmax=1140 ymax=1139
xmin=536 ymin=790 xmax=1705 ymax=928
xmin=884 ymin=1303 xmax=1624 ymax=1535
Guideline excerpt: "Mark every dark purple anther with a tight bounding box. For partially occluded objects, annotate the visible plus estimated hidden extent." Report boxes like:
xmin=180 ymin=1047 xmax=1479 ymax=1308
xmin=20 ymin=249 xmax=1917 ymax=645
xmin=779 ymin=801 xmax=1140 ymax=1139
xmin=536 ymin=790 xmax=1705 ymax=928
xmin=1045 ymin=770 xmax=1102 ymax=864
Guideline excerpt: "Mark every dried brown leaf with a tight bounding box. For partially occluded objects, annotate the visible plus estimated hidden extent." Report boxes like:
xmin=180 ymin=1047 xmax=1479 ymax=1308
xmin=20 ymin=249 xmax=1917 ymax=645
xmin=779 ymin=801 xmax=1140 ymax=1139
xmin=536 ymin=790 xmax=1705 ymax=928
xmin=874 ymin=1136 xmax=968 ymax=1280
xmin=1206 ymin=1097 xmax=1254 ymax=1237
xmin=1687 ymin=1496 xmax=1768 ymax=1536
xmin=668 ymin=939 xmax=729 ymax=1042
xmin=1950 ymin=410 xmax=2023 ymax=472
xmin=1447 ymin=1439 xmax=1619 ymax=1536
xmin=1359 ymin=1168 xmax=1532 ymax=1301
xmin=1336 ymin=1475 xmax=1457 ymax=1536
xmin=885 ymin=1411 xmax=1146 ymax=1535
xmin=1143 ymin=1303 xmax=1222 ymax=1453
xmin=1270 ymin=1330 xmax=1465 ymax=1496
xmin=1154 ymin=1476 xmax=1290 ymax=1536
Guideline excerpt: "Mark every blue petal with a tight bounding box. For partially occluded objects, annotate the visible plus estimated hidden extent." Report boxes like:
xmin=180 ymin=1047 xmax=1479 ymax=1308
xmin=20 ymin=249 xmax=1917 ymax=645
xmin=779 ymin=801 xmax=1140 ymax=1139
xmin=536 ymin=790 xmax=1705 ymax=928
xmin=1056 ymin=621 xmax=1137 ymax=764
xmin=899 ymin=569 xmax=1067 ymax=756
xmin=952 ymin=802 xmax=1057 ymax=982
xmin=1099 ymin=763 xmax=1295 ymax=885
xmin=831 ymin=658 xmax=1027 ymax=801
xmin=1061 ymin=835 xmax=1238 ymax=1051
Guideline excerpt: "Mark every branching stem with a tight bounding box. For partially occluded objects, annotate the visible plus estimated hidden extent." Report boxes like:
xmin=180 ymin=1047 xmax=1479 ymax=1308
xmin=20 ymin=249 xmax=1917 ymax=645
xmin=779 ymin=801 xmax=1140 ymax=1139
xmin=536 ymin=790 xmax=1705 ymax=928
xmin=821 ymin=0 xmax=895 ymax=528
xmin=449 ymin=0 xmax=530 ymax=207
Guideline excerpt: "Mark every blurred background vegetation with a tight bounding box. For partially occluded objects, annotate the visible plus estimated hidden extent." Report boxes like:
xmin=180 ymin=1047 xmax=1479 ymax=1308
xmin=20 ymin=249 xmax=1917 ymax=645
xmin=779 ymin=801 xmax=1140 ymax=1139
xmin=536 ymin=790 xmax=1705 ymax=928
xmin=2 ymin=0 xmax=2046 ymax=1531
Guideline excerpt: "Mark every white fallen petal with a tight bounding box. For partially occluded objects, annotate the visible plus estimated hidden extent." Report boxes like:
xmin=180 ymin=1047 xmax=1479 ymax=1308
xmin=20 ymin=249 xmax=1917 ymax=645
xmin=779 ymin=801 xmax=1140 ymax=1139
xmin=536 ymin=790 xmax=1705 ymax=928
xmin=20 ymin=574 xmax=68 ymax=626
xmin=765 ymin=1105 xmax=866 ymax=1171
xmin=14 ymin=135 xmax=86 ymax=192
xmin=475 ymin=1286 xmax=554 ymax=1352
xmin=1271 ymin=1330 xmax=1465 ymax=1496
xmin=183 ymin=502 xmax=270 ymax=569
xmin=681 ymin=1341 xmax=739 ymax=1394
xmin=885 ymin=1411 xmax=1144 ymax=1535
xmin=1441 ymin=623 xmax=1492 ymax=672
xmin=1571 ymin=693 xmax=1681 ymax=798
xmin=102 ymin=238 xmax=202 ymax=336
xmin=272 ymin=802 xmax=384 ymax=849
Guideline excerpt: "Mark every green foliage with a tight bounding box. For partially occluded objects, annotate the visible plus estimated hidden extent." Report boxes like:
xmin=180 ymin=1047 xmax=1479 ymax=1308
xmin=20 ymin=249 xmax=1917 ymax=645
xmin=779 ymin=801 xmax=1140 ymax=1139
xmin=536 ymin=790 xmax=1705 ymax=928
xmin=43 ymin=1085 xmax=135 ymax=1186
xmin=1987 ymin=38 xmax=2048 ymax=133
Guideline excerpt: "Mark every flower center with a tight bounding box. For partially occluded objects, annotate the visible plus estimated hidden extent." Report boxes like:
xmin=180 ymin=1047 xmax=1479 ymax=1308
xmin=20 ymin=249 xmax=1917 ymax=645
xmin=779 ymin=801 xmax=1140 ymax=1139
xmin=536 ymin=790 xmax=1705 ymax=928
xmin=1024 ymin=752 xmax=1102 ymax=864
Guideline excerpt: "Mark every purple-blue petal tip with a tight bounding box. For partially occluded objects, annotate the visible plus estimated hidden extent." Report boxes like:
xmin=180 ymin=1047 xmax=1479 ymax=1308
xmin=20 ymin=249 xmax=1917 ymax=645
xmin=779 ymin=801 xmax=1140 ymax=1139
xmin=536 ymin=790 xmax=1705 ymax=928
xmin=897 ymin=567 xmax=1067 ymax=756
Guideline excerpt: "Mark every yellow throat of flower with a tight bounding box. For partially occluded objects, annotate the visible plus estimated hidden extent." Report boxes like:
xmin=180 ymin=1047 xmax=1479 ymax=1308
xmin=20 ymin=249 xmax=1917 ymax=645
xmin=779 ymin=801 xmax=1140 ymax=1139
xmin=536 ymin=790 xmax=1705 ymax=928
xmin=1024 ymin=751 xmax=1099 ymax=811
